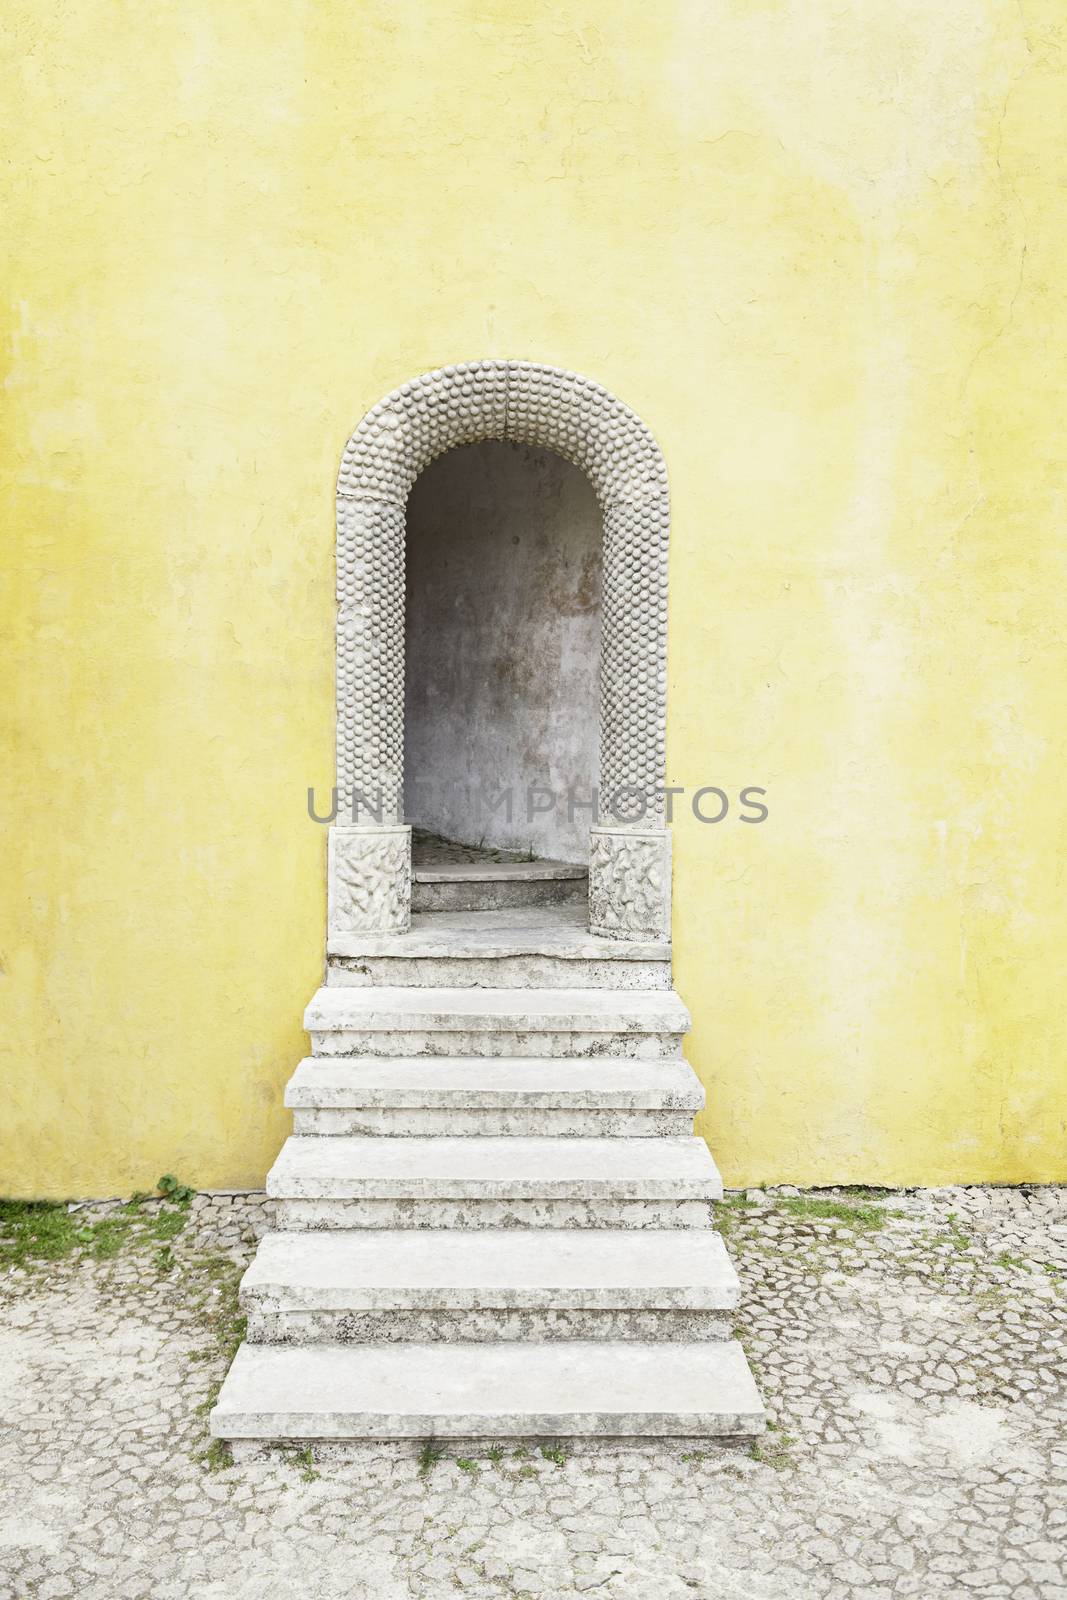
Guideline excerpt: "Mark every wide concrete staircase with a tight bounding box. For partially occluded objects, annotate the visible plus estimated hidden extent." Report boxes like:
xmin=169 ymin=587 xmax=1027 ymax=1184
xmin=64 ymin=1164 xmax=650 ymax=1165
xmin=211 ymin=903 xmax=764 ymax=1448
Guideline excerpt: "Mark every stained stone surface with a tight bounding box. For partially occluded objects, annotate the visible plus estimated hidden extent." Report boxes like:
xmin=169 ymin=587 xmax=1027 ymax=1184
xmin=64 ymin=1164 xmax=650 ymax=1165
xmin=285 ymin=1055 xmax=702 ymax=1137
xmin=326 ymin=902 xmax=672 ymax=961
xmin=285 ymin=1054 xmax=703 ymax=1109
xmin=415 ymin=862 xmax=588 ymax=885
xmin=411 ymin=876 xmax=588 ymax=914
xmin=303 ymin=986 xmax=692 ymax=1034
xmin=2 ymin=1184 xmax=1065 ymax=1599
xmin=412 ymin=832 xmax=534 ymax=868
xmin=273 ymin=1196 xmax=719 ymax=1232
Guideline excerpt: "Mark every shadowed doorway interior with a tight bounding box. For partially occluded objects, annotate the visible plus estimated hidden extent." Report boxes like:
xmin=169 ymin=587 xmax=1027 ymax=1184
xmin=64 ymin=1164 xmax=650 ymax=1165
xmin=403 ymin=440 xmax=602 ymax=875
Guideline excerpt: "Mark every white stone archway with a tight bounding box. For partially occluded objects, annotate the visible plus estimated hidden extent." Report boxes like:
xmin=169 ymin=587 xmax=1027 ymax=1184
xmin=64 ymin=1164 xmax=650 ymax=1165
xmin=328 ymin=360 xmax=672 ymax=942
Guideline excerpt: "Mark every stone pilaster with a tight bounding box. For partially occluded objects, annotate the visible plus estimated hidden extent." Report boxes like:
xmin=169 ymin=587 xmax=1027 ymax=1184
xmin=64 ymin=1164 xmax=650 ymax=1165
xmin=328 ymin=825 xmax=411 ymax=936
xmin=588 ymin=826 xmax=672 ymax=941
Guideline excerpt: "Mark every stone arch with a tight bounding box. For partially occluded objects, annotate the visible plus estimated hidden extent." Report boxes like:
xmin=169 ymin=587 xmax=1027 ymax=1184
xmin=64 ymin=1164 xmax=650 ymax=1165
xmin=331 ymin=360 xmax=672 ymax=940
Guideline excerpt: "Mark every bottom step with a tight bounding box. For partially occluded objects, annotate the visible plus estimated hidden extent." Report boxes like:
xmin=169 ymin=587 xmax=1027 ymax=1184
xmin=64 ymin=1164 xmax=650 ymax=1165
xmin=210 ymin=1339 xmax=764 ymax=1441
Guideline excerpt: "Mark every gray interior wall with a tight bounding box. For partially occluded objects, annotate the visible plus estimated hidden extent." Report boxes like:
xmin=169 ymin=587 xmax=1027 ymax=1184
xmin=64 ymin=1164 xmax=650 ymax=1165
xmin=403 ymin=440 xmax=601 ymax=863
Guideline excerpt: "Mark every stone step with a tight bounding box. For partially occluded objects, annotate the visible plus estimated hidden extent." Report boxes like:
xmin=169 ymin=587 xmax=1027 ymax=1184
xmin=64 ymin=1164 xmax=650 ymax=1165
xmin=305 ymin=985 xmax=690 ymax=1059
xmin=285 ymin=1057 xmax=704 ymax=1136
xmin=327 ymin=906 xmax=671 ymax=991
xmin=210 ymin=1339 xmax=765 ymax=1445
xmin=241 ymin=1229 xmax=738 ymax=1343
xmin=268 ymin=1134 xmax=722 ymax=1230
xmin=412 ymin=860 xmax=587 ymax=914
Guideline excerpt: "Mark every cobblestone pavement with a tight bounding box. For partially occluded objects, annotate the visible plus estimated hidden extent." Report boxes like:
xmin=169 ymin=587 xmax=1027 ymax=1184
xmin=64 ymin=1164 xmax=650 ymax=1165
xmin=1 ymin=1184 xmax=1064 ymax=1599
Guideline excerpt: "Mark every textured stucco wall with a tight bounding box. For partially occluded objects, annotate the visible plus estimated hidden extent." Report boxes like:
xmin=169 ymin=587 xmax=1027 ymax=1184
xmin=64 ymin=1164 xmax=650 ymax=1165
xmin=2 ymin=1 xmax=1065 ymax=1194
xmin=404 ymin=441 xmax=600 ymax=863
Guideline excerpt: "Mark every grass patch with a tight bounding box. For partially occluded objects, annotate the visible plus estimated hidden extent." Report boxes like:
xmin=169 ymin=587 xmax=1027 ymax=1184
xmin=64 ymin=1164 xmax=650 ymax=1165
xmin=286 ymin=1445 xmax=319 ymax=1483
xmin=83 ymin=1213 xmax=139 ymax=1259
xmin=188 ymin=1253 xmax=246 ymax=1426
xmin=194 ymin=1256 xmax=245 ymax=1359
xmin=0 ymin=1193 xmax=191 ymax=1271
xmin=714 ymin=1193 xmax=756 ymax=1240
xmin=936 ymin=1212 xmax=973 ymax=1254
xmin=540 ymin=1442 xmax=568 ymax=1466
xmin=778 ymin=1196 xmax=886 ymax=1230
xmin=0 ymin=1201 xmax=82 ymax=1267
xmin=993 ymin=1251 xmax=1062 ymax=1285
xmin=152 ymin=1208 xmax=188 ymax=1242
xmin=197 ymin=1437 xmax=232 ymax=1474
xmin=456 ymin=1457 xmax=480 ymax=1476
xmin=749 ymin=1423 xmax=798 ymax=1471
xmin=418 ymin=1439 xmax=444 ymax=1478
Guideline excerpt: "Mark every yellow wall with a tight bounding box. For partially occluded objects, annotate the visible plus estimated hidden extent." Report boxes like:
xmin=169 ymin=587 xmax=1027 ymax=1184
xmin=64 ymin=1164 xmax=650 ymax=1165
xmin=3 ymin=1 xmax=1064 ymax=1195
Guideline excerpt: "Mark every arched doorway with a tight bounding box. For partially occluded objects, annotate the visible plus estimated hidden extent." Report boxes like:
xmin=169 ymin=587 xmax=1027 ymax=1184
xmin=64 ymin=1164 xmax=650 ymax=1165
xmin=328 ymin=361 xmax=671 ymax=941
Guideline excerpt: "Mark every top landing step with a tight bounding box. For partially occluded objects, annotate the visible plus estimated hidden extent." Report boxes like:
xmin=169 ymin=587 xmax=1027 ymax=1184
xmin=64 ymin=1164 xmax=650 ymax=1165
xmin=328 ymin=904 xmax=670 ymax=963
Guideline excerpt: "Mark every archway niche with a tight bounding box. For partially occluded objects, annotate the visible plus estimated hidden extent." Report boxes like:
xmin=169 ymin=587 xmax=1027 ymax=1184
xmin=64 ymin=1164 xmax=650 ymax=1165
xmin=403 ymin=440 xmax=601 ymax=865
xmin=327 ymin=361 xmax=672 ymax=942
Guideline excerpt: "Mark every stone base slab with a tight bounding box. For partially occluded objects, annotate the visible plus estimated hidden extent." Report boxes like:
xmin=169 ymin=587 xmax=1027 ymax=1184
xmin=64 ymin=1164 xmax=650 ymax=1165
xmin=210 ymin=1338 xmax=764 ymax=1442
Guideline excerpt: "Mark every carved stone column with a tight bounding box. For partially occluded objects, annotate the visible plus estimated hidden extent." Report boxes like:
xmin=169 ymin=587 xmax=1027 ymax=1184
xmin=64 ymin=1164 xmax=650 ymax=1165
xmin=328 ymin=825 xmax=412 ymax=936
xmin=588 ymin=826 xmax=672 ymax=941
